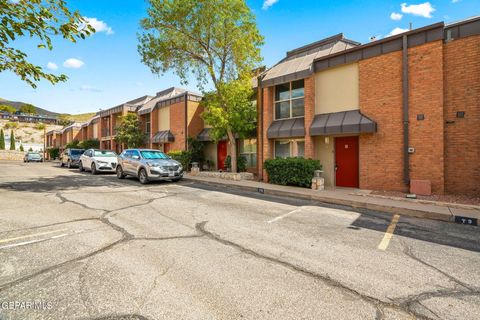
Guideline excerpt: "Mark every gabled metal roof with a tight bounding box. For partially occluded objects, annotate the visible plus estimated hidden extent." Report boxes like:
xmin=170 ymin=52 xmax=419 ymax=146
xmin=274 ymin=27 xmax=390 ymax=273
xmin=260 ymin=34 xmax=359 ymax=87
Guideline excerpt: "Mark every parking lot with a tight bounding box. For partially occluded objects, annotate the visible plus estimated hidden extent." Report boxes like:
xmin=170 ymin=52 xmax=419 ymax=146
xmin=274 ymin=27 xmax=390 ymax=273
xmin=0 ymin=161 xmax=479 ymax=320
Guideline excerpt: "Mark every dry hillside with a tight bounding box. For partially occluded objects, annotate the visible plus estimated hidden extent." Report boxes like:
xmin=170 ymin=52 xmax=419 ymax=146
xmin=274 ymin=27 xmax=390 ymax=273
xmin=0 ymin=120 xmax=63 ymax=145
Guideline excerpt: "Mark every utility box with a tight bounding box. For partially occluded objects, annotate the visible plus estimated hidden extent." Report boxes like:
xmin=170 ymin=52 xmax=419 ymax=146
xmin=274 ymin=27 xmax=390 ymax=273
xmin=410 ymin=179 xmax=432 ymax=196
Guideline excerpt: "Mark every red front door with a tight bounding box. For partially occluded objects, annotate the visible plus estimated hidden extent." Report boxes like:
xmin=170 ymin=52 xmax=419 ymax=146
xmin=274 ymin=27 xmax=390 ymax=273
xmin=217 ymin=141 xmax=227 ymax=171
xmin=335 ymin=136 xmax=359 ymax=188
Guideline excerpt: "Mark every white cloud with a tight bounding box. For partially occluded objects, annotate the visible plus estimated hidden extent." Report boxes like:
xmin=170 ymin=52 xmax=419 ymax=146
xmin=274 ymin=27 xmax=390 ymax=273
xmin=388 ymin=27 xmax=410 ymax=37
xmin=46 ymin=62 xmax=58 ymax=70
xmin=390 ymin=12 xmax=403 ymax=21
xmin=262 ymin=0 xmax=278 ymax=10
xmin=452 ymin=0 xmax=460 ymax=3
xmin=400 ymin=2 xmax=435 ymax=18
xmin=63 ymin=58 xmax=85 ymax=69
xmin=80 ymin=85 xmax=101 ymax=92
xmin=83 ymin=17 xmax=114 ymax=35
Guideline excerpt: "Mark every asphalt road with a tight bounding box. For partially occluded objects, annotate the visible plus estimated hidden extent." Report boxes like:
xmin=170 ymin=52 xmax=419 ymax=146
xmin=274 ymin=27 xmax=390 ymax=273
xmin=0 ymin=162 xmax=478 ymax=320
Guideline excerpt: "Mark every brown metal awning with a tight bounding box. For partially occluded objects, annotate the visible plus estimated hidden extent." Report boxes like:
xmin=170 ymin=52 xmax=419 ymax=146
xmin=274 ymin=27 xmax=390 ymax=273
xmin=152 ymin=130 xmax=174 ymax=143
xmin=197 ymin=128 xmax=213 ymax=141
xmin=310 ymin=110 xmax=376 ymax=136
xmin=267 ymin=117 xmax=305 ymax=139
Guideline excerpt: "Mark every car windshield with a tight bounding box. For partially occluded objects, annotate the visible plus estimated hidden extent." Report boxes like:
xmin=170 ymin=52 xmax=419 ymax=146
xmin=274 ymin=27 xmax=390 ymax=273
xmin=28 ymin=153 xmax=41 ymax=159
xmin=71 ymin=149 xmax=84 ymax=155
xmin=140 ymin=151 xmax=169 ymax=160
xmin=94 ymin=150 xmax=116 ymax=157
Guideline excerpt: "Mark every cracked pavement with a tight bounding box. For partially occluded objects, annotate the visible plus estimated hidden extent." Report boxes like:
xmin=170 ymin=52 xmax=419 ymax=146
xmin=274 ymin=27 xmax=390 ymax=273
xmin=0 ymin=162 xmax=479 ymax=319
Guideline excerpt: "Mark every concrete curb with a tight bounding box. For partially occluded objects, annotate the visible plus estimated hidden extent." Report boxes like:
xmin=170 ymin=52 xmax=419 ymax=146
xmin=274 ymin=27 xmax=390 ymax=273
xmin=184 ymin=177 xmax=457 ymax=223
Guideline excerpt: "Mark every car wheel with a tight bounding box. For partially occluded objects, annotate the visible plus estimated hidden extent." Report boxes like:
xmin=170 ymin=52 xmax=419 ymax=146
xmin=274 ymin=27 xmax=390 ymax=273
xmin=91 ymin=163 xmax=97 ymax=175
xmin=79 ymin=162 xmax=84 ymax=172
xmin=116 ymin=166 xmax=125 ymax=179
xmin=171 ymin=177 xmax=182 ymax=182
xmin=138 ymin=168 xmax=149 ymax=184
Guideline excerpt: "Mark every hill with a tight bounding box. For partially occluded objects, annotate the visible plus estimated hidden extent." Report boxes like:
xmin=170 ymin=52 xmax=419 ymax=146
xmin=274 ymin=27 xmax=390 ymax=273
xmin=0 ymin=98 xmax=96 ymax=122
xmin=0 ymin=98 xmax=59 ymax=118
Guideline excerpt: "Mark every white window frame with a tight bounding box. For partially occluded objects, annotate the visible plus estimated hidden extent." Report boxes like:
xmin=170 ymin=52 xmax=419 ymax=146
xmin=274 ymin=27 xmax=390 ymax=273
xmin=274 ymin=80 xmax=305 ymax=120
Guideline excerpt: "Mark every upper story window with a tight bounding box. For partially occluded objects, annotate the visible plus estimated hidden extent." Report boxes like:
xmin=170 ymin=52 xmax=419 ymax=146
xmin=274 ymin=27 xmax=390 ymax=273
xmin=274 ymin=80 xmax=305 ymax=120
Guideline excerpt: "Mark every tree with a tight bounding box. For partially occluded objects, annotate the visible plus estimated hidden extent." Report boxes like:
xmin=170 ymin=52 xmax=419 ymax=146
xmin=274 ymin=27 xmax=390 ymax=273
xmin=0 ymin=104 xmax=16 ymax=114
xmin=19 ymin=103 xmax=37 ymax=114
xmin=9 ymin=129 xmax=15 ymax=150
xmin=65 ymin=139 xmax=80 ymax=148
xmin=0 ymin=128 xmax=4 ymax=149
xmin=138 ymin=0 xmax=263 ymax=172
xmin=57 ymin=114 xmax=73 ymax=127
xmin=114 ymin=113 xmax=145 ymax=148
xmin=79 ymin=138 xmax=99 ymax=149
xmin=0 ymin=0 xmax=94 ymax=88
xmin=19 ymin=144 xmax=24 ymax=151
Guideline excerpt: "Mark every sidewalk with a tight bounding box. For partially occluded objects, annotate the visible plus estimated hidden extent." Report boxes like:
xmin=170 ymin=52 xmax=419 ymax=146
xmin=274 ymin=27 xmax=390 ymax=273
xmin=184 ymin=174 xmax=480 ymax=224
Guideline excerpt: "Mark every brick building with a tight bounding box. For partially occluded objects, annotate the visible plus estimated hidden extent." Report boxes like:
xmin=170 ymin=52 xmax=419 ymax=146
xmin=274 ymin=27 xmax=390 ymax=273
xmin=98 ymin=95 xmax=152 ymax=153
xmin=256 ymin=17 xmax=480 ymax=195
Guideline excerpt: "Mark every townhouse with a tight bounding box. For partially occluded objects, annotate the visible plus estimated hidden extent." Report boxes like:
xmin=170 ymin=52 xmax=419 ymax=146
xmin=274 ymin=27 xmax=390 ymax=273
xmin=80 ymin=115 xmax=100 ymax=142
xmin=256 ymin=16 xmax=480 ymax=196
xmin=45 ymin=129 xmax=62 ymax=159
xmin=97 ymin=95 xmax=152 ymax=153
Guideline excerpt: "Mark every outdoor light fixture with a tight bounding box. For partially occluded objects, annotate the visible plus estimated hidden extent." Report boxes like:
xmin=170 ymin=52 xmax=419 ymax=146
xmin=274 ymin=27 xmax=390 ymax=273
xmin=456 ymin=111 xmax=465 ymax=118
xmin=417 ymin=114 xmax=425 ymax=121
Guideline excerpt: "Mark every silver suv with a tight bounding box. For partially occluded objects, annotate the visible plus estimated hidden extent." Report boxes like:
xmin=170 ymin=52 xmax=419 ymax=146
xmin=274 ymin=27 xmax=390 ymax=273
xmin=116 ymin=149 xmax=183 ymax=184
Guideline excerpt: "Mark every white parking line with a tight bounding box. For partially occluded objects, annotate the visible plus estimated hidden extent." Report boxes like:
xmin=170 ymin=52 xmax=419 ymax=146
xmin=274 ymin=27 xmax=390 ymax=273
xmin=0 ymin=233 xmax=69 ymax=250
xmin=0 ymin=228 xmax=69 ymax=245
xmin=268 ymin=207 xmax=303 ymax=224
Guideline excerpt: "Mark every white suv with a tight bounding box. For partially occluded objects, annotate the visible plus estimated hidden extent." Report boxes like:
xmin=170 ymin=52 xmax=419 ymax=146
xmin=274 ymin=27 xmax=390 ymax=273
xmin=79 ymin=149 xmax=118 ymax=175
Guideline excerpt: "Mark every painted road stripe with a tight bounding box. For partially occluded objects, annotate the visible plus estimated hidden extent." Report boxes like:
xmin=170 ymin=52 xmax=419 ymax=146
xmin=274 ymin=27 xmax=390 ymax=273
xmin=0 ymin=228 xmax=69 ymax=245
xmin=0 ymin=233 xmax=69 ymax=250
xmin=268 ymin=207 xmax=303 ymax=224
xmin=378 ymin=214 xmax=401 ymax=251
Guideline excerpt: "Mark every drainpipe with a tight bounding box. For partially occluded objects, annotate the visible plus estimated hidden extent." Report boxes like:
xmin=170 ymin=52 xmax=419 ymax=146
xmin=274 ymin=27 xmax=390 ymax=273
xmin=402 ymin=35 xmax=410 ymax=185
xmin=184 ymin=92 xmax=188 ymax=150
xmin=257 ymin=77 xmax=264 ymax=181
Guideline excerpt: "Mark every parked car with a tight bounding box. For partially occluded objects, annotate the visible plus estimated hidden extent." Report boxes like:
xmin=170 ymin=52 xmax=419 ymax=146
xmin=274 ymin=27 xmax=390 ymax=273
xmin=24 ymin=152 xmax=43 ymax=163
xmin=79 ymin=149 xmax=118 ymax=174
xmin=60 ymin=148 xmax=85 ymax=168
xmin=116 ymin=149 xmax=183 ymax=184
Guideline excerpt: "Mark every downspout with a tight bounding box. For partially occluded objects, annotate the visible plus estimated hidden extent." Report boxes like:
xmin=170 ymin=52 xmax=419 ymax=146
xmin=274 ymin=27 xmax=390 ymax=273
xmin=402 ymin=35 xmax=410 ymax=185
xmin=257 ymin=77 xmax=264 ymax=181
xmin=184 ymin=92 xmax=188 ymax=150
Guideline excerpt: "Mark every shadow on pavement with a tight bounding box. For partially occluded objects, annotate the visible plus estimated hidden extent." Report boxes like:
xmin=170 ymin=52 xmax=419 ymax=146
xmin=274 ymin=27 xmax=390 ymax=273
xmin=183 ymin=182 xmax=480 ymax=253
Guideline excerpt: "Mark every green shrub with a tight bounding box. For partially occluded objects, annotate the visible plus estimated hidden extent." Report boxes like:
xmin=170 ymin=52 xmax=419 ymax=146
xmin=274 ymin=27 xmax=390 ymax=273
xmin=4 ymin=122 xmax=18 ymax=129
xmin=65 ymin=140 xmax=80 ymax=148
xmin=35 ymin=123 xmax=46 ymax=130
xmin=20 ymin=144 xmax=24 ymax=151
xmin=224 ymin=155 xmax=247 ymax=172
xmin=79 ymin=139 xmax=99 ymax=149
xmin=167 ymin=150 xmax=191 ymax=170
xmin=48 ymin=147 xmax=60 ymax=160
xmin=264 ymin=157 xmax=322 ymax=188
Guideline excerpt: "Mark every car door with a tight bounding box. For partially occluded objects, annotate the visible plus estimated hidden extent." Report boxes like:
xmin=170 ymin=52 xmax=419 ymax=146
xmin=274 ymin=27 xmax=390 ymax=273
xmin=129 ymin=150 xmax=141 ymax=174
xmin=122 ymin=150 xmax=133 ymax=174
xmin=83 ymin=150 xmax=92 ymax=168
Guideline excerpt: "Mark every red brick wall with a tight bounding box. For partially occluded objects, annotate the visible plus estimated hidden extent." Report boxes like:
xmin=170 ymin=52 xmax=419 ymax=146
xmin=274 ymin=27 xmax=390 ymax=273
xmin=359 ymin=41 xmax=445 ymax=193
xmin=169 ymin=100 xmax=187 ymax=151
xmin=261 ymin=86 xmax=274 ymax=182
xmin=408 ymin=40 xmax=445 ymax=194
xmin=444 ymin=35 xmax=480 ymax=195
xmin=359 ymin=50 xmax=406 ymax=192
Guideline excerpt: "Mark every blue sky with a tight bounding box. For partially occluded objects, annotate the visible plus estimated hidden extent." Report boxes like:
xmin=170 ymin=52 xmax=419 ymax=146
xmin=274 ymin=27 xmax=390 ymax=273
xmin=0 ymin=0 xmax=477 ymax=114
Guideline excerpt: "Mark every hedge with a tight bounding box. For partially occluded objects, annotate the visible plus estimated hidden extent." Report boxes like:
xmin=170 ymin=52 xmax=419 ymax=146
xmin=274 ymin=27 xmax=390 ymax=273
xmin=264 ymin=157 xmax=322 ymax=188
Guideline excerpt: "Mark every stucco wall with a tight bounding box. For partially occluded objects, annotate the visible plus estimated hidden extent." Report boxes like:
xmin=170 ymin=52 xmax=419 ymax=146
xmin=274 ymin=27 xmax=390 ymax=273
xmin=315 ymin=63 xmax=359 ymax=115
xmin=314 ymin=136 xmax=335 ymax=187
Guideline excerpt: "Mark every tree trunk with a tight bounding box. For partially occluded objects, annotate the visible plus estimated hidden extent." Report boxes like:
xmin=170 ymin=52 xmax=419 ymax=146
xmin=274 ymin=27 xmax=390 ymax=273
xmin=227 ymin=129 xmax=237 ymax=173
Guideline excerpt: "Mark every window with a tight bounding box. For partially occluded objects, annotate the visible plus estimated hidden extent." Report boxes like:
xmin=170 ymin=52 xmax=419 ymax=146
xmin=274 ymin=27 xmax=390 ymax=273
xmin=145 ymin=114 xmax=151 ymax=134
xmin=274 ymin=80 xmax=305 ymax=120
xmin=240 ymin=139 xmax=257 ymax=168
xmin=274 ymin=139 xmax=305 ymax=158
